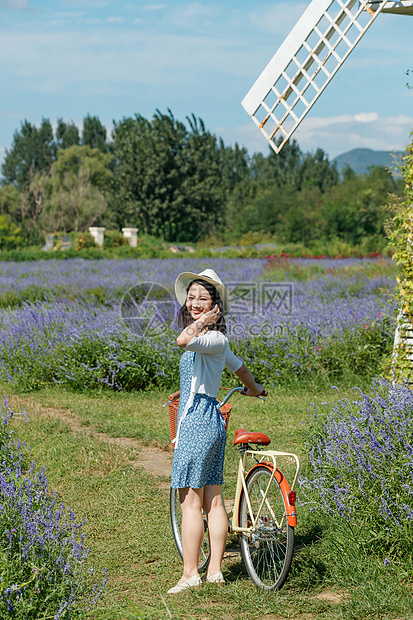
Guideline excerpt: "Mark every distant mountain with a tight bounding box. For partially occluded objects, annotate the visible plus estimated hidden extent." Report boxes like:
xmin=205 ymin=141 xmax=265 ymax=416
xmin=332 ymin=148 xmax=403 ymax=176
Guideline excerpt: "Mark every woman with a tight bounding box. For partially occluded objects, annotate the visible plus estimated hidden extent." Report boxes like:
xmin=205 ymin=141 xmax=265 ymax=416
xmin=168 ymin=268 xmax=266 ymax=594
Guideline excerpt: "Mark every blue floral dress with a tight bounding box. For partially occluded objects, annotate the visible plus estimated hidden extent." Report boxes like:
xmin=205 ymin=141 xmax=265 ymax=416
xmin=170 ymin=351 xmax=227 ymax=489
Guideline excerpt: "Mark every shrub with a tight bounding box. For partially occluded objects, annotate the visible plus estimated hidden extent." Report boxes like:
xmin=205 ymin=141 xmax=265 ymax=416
xmin=385 ymin=132 xmax=413 ymax=382
xmin=103 ymin=230 xmax=128 ymax=249
xmin=73 ymin=232 xmax=96 ymax=251
xmin=301 ymin=377 xmax=413 ymax=559
xmin=0 ymin=396 xmax=106 ymax=619
xmin=0 ymin=215 xmax=25 ymax=251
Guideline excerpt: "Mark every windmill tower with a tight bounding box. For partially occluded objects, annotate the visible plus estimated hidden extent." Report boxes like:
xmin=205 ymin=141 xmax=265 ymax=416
xmin=242 ymin=0 xmax=413 ymax=154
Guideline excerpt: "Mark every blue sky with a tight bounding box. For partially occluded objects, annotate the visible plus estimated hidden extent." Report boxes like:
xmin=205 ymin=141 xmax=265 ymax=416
xmin=0 ymin=0 xmax=412 ymax=164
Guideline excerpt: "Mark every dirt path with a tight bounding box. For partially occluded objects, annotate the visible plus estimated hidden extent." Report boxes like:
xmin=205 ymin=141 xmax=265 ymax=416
xmin=7 ymin=394 xmax=173 ymax=482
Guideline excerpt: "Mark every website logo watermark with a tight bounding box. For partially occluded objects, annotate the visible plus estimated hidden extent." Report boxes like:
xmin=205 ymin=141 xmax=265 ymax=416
xmin=120 ymin=282 xmax=176 ymax=336
xmin=227 ymin=282 xmax=293 ymax=316
xmin=120 ymin=281 xmax=293 ymax=337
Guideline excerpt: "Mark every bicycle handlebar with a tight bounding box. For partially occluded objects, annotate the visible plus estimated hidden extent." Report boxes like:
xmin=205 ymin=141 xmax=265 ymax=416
xmin=163 ymin=386 xmax=267 ymax=409
xmin=217 ymin=386 xmax=267 ymax=409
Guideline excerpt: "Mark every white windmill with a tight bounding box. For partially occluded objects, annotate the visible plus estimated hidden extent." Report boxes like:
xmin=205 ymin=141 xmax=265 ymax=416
xmin=242 ymin=0 xmax=413 ymax=381
xmin=242 ymin=0 xmax=413 ymax=154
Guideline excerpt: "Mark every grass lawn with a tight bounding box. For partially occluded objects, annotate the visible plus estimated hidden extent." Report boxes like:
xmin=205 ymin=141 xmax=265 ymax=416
xmin=3 ymin=381 xmax=383 ymax=620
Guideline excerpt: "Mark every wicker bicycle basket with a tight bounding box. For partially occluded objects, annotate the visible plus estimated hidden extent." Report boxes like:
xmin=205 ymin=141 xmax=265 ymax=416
xmin=168 ymin=397 xmax=232 ymax=449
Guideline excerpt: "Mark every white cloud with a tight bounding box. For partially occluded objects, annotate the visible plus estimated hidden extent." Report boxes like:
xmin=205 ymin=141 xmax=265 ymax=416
xmin=0 ymin=108 xmax=32 ymax=120
xmin=354 ymin=112 xmax=379 ymax=123
xmin=166 ymin=2 xmax=308 ymax=41
xmin=168 ymin=2 xmax=221 ymax=30
xmin=142 ymin=4 xmax=167 ymax=10
xmin=107 ymin=16 xmax=125 ymax=23
xmin=79 ymin=18 xmax=103 ymax=25
xmin=63 ymin=0 xmax=108 ymax=5
xmin=294 ymin=112 xmax=413 ymax=158
xmin=243 ymin=2 xmax=309 ymax=37
xmin=54 ymin=11 xmax=86 ymax=19
xmin=0 ymin=27 xmax=269 ymax=95
xmin=0 ymin=0 xmax=37 ymax=11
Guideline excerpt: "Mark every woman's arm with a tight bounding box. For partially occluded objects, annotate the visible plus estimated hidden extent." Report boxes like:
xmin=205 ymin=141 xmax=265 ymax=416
xmin=176 ymin=304 xmax=220 ymax=348
xmin=235 ymin=363 xmax=265 ymax=396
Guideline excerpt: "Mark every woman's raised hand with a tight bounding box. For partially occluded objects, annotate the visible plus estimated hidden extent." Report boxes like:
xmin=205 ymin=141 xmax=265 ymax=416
xmin=201 ymin=304 xmax=220 ymax=326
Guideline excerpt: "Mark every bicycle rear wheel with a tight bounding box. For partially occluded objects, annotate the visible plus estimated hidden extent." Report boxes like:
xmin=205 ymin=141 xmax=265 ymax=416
xmin=239 ymin=465 xmax=294 ymax=590
xmin=169 ymin=487 xmax=210 ymax=572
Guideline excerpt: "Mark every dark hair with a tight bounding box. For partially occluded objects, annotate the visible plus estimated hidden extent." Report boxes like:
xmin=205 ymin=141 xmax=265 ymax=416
xmin=177 ymin=279 xmax=227 ymax=335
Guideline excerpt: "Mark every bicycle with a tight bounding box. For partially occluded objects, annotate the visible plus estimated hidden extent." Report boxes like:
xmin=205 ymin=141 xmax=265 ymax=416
xmin=167 ymin=387 xmax=300 ymax=590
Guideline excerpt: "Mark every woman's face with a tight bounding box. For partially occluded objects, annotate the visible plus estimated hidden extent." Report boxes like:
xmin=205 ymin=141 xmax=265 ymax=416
xmin=186 ymin=283 xmax=213 ymax=321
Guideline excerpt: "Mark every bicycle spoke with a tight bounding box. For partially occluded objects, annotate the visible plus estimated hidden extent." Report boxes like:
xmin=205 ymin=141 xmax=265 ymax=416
xmin=240 ymin=466 xmax=294 ymax=590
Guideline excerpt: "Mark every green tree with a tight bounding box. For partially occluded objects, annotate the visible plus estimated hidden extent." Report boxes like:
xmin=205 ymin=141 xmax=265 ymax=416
xmin=217 ymin=138 xmax=249 ymax=191
xmin=0 ymin=179 xmax=46 ymax=243
xmin=228 ymin=140 xmax=338 ymax=242
xmin=300 ymin=147 xmax=339 ymax=192
xmin=111 ymin=111 xmax=235 ymax=242
xmin=1 ymin=115 xmax=111 ymax=242
xmin=1 ymin=115 xmax=108 ymax=191
xmin=226 ymin=183 xmax=323 ymax=245
xmin=56 ymin=118 xmax=80 ymax=150
xmin=0 ymin=185 xmax=22 ymax=220
xmin=250 ymin=139 xmax=303 ymax=189
xmin=1 ymin=119 xmax=55 ymax=190
xmin=82 ymin=114 xmax=107 ymax=151
xmin=342 ymin=163 xmax=357 ymax=182
xmin=249 ymin=141 xmax=338 ymax=193
xmin=322 ymin=165 xmax=398 ymax=244
xmin=38 ymin=145 xmax=114 ymax=234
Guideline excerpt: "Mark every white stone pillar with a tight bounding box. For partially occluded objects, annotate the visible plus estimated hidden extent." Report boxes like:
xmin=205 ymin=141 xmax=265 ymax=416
xmin=88 ymin=227 xmax=105 ymax=246
xmin=122 ymin=227 xmax=139 ymax=248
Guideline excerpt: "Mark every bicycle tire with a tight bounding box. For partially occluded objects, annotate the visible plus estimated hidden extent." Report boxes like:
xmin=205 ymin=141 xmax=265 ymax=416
xmin=169 ymin=487 xmax=210 ymax=572
xmin=239 ymin=465 xmax=294 ymax=590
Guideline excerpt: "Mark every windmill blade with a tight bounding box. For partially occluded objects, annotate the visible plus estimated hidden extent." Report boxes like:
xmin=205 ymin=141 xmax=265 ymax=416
xmin=369 ymin=0 xmax=413 ymax=15
xmin=242 ymin=0 xmax=387 ymax=154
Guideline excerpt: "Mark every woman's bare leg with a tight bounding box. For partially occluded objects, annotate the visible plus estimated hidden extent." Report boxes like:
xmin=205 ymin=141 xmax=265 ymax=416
xmin=179 ymin=487 xmax=205 ymax=581
xmin=203 ymin=485 xmax=227 ymax=578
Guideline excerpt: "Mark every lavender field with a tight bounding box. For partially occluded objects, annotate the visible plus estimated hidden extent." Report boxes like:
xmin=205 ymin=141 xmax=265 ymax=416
xmin=2 ymin=256 xmax=410 ymax=620
xmin=0 ymin=257 xmax=397 ymax=391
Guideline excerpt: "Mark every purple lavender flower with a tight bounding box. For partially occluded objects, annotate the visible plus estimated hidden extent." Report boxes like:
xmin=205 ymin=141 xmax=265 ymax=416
xmin=0 ymin=399 xmax=106 ymax=617
xmin=301 ymin=377 xmax=413 ymax=556
xmin=0 ymin=257 xmax=396 ymax=391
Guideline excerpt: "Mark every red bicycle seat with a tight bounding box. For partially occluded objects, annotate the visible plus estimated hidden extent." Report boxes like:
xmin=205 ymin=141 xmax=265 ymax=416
xmin=233 ymin=428 xmax=271 ymax=446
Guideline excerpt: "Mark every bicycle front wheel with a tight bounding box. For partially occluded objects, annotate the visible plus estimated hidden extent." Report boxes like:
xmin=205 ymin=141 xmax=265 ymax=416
xmin=239 ymin=465 xmax=294 ymax=590
xmin=169 ymin=487 xmax=210 ymax=572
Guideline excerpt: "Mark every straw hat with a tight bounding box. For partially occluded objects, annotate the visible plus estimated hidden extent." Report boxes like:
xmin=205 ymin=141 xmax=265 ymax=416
xmin=174 ymin=269 xmax=231 ymax=314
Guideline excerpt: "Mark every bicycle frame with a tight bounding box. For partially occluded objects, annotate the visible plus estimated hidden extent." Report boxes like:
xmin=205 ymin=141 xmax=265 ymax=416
xmin=228 ymin=448 xmax=299 ymax=532
xmin=217 ymin=387 xmax=300 ymax=533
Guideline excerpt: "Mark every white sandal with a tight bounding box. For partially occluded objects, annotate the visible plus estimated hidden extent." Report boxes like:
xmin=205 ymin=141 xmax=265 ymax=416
xmin=167 ymin=573 xmax=202 ymax=594
xmin=206 ymin=571 xmax=225 ymax=584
